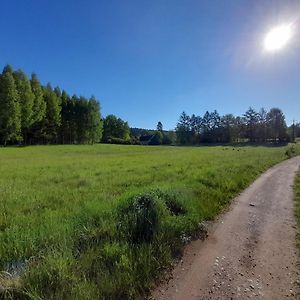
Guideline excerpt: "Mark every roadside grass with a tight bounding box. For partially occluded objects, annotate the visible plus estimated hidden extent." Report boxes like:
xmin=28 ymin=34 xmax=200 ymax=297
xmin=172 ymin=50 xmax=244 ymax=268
xmin=0 ymin=143 xmax=299 ymax=299
xmin=295 ymin=168 xmax=300 ymax=250
xmin=294 ymin=166 xmax=300 ymax=296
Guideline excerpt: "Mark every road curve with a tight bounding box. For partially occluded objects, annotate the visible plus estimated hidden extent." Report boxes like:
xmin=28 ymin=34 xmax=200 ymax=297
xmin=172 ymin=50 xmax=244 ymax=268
xmin=152 ymin=156 xmax=300 ymax=300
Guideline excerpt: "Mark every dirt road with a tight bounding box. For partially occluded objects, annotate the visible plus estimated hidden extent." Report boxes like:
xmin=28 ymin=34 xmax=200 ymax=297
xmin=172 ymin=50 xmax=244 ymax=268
xmin=152 ymin=156 xmax=300 ymax=300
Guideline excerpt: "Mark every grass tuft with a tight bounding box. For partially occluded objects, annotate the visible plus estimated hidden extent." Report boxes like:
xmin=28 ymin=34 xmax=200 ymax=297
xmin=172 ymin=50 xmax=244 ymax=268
xmin=117 ymin=192 xmax=161 ymax=244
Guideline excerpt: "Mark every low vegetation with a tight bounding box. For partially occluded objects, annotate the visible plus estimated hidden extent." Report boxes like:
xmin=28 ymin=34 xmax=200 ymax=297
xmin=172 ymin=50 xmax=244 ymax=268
xmin=295 ymin=165 xmax=300 ymax=296
xmin=295 ymin=167 xmax=300 ymax=250
xmin=0 ymin=143 xmax=299 ymax=299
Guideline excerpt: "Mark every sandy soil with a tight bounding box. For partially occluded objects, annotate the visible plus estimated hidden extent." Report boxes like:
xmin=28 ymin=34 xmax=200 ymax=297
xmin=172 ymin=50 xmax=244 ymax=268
xmin=152 ymin=156 xmax=300 ymax=300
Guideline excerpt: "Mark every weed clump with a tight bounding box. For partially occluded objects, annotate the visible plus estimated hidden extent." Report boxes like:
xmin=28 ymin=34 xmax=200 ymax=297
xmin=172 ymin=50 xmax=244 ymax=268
xmin=285 ymin=145 xmax=296 ymax=158
xmin=164 ymin=194 xmax=187 ymax=216
xmin=117 ymin=192 xmax=161 ymax=244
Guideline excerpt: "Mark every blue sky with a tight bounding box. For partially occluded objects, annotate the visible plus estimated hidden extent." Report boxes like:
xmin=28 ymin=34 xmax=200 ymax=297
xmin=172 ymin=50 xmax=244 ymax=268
xmin=1 ymin=0 xmax=300 ymax=129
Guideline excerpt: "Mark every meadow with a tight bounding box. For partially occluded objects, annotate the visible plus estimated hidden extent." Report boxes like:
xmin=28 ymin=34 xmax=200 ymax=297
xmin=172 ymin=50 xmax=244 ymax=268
xmin=0 ymin=143 xmax=299 ymax=299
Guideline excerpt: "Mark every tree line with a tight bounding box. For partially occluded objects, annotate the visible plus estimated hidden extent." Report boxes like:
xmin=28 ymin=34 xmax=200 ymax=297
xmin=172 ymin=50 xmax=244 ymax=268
xmin=175 ymin=107 xmax=292 ymax=145
xmin=0 ymin=65 xmax=103 ymax=145
xmin=0 ymin=65 xmax=143 ymax=146
xmin=0 ymin=64 xmax=298 ymax=146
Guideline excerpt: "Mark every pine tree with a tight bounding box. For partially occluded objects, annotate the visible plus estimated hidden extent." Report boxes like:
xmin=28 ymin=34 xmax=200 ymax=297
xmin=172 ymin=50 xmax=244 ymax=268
xmin=59 ymin=90 xmax=71 ymax=144
xmin=29 ymin=73 xmax=46 ymax=143
xmin=30 ymin=73 xmax=46 ymax=124
xmin=175 ymin=111 xmax=192 ymax=144
xmin=13 ymin=70 xmax=34 ymax=143
xmin=267 ymin=108 xmax=287 ymax=143
xmin=0 ymin=66 xmax=22 ymax=145
xmin=43 ymin=84 xmax=61 ymax=143
xmin=156 ymin=121 xmax=163 ymax=132
xmin=243 ymin=107 xmax=259 ymax=142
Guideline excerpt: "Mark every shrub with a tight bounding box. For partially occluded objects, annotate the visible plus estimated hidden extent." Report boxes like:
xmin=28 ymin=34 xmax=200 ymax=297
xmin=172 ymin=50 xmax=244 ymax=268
xmin=148 ymin=131 xmax=163 ymax=145
xmin=163 ymin=194 xmax=187 ymax=216
xmin=107 ymin=137 xmax=131 ymax=145
xmin=285 ymin=145 xmax=296 ymax=158
xmin=117 ymin=192 xmax=161 ymax=244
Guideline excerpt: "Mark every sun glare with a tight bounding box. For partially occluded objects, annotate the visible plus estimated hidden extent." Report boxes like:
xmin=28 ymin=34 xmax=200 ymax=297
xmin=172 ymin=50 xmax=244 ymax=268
xmin=264 ymin=24 xmax=293 ymax=52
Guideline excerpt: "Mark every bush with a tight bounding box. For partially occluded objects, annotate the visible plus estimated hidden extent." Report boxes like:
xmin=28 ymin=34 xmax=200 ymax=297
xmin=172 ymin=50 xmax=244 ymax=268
xmin=148 ymin=131 xmax=163 ymax=145
xmin=130 ymin=136 xmax=141 ymax=145
xmin=107 ymin=137 xmax=131 ymax=145
xmin=163 ymin=194 xmax=187 ymax=216
xmin=117 ymin=192 xmax=161 ymax=244
xmin=285 ymin=145 xmax=296 ymax=158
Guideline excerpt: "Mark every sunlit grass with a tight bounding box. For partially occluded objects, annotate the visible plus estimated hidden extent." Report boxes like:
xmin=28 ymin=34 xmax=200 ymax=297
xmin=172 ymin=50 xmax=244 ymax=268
xmin=0 ymin=143 xmax=299 ymax=299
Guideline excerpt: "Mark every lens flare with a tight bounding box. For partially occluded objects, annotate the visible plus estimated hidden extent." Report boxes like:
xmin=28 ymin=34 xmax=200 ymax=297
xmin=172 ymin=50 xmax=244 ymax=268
xmin=264 ymin=24 xmax=293 ymax=52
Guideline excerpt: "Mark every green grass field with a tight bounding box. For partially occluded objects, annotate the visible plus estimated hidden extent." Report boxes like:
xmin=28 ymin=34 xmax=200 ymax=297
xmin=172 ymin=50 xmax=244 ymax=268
xmin=0 ymin=143 xmax=299 ymax=299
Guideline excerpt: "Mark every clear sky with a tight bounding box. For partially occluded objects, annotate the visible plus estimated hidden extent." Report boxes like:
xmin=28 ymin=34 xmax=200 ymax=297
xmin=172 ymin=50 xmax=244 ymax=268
xmin=1 ymin=0 xmax=299 ymax=129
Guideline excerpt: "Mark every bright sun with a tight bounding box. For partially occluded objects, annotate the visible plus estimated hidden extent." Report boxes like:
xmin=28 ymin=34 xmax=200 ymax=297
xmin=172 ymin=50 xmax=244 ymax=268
xmin=264 ymin=24 xmax=293 ymax=52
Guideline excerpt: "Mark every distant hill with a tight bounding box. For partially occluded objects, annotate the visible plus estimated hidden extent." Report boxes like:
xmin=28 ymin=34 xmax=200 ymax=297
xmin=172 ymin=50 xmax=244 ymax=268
xmin=130 ymin=127 xmax=169 ymax=137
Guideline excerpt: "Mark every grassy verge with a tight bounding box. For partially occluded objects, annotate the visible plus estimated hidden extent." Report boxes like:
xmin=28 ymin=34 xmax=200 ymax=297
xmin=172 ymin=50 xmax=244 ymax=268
xmin=295 ymin=168 xmax=300 ymax=250
xmin=294 ymin=165 xmax=300 ymax=296
xmin=0 ymin=143 xmax=299 ymax=299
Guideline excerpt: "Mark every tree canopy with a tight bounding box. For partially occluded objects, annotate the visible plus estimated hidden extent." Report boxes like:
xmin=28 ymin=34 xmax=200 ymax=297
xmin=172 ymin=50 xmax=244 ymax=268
xmin=175 ymin=107 xmax=289 ymax=145
xmin=102 ymin=114 xmax=130 ymax=143
xmin=0 ymin=65 xmax=103 ymax=145
xmin=0 ymin=67 xmax=21 ymax=145
xmin=0 ymin=64 xmax=295 ymax=147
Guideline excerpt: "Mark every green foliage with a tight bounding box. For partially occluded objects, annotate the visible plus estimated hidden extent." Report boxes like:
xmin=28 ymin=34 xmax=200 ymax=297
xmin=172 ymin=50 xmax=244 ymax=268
xmin=130 ymin=128 xmax=176 ymax=146
xmin=24 ymin=253 xmax=74 ymax=299
xmin=87 ymin=97 xmax=103 ymax=143
xmin=176 ymin=111 xmax=192 ymax=144
xmin=175 ymin=107 xmax=290 ymax=145
xmin=117 ymin=192 xmax=161 ymax=244
xmin=266 ymin=107 xmax=288 ymax=142
xmin=294 ymin=170 xmax=300 ymax=250
xmin=42 ymin=84 xmax=61 ymax=143
xmin=148 ymin=131 xmax=163 ymax=145
xmin=285 ymin=145 xmax=297 ymax=158
xmin=30 ymin=73 xmax=46 ymax=125
xmin=13 ymin=70 xmax=35 ymax=137
xmin=107 ymin=137 xmax=131 ymax=145
xmin=102 ymin=114 xmax=130 ymax=143
xmin=162 ymin=192 xmax=187 ymax=216
xmin=0 ymin=65 xmax=103 ymax=145
xmin=60 ymin=95 xmax=103 ymax=144
xmin=0 ymin=66 xmax=22 ymax=145
xmin=243 ymin=107 xmax=259 ymax=142
xmin=156 ymin=121 xmax=163 ymax=132
xmin=162 ymin=132 xmax=175 ymax=145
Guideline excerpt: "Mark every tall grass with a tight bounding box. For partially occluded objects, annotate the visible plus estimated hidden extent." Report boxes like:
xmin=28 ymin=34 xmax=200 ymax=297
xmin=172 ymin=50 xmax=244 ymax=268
xmin=294 ymin=166 xmax=300 ymax=296
xmin=0 ymin=143 xmax=299 ymax=299
xmin=295 ymin=169 xmax=300 ymax=250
